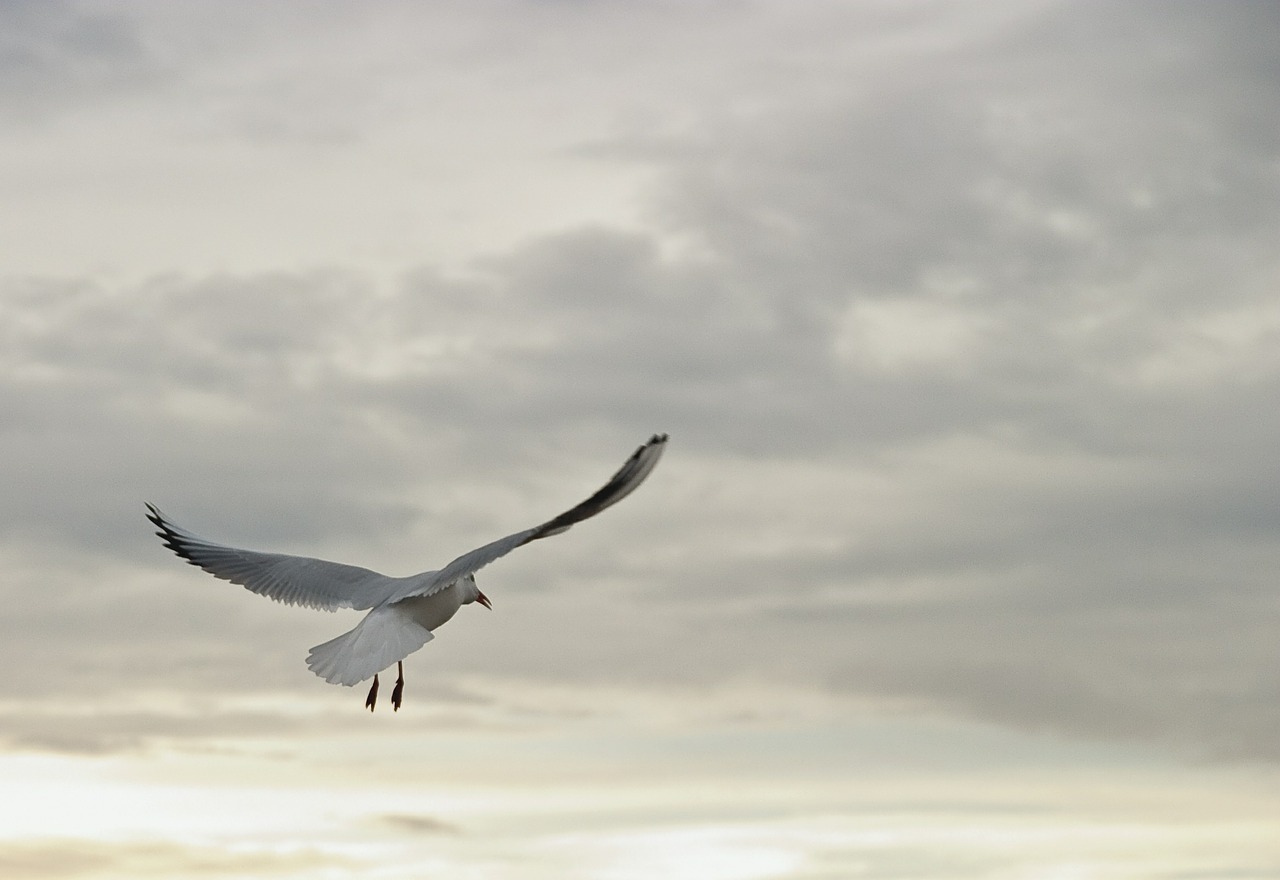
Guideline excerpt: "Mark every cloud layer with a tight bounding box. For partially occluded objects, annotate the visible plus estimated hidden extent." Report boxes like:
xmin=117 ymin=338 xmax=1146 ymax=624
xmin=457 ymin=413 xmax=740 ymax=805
xmin=2 ymin=1 xmax=1278 ymax=775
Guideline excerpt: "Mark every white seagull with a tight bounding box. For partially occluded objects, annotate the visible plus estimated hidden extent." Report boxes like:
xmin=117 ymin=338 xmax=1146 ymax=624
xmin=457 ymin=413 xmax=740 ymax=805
xmin=147 ymin=433 xmax=668 ymax=710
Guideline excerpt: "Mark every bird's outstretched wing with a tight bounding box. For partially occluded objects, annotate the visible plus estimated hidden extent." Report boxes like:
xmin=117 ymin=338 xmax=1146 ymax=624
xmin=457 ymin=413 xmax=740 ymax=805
xmin=384 ymin=432 xmax=669 ymax=605
xmin=145 ymin=504 xmax=401 ymax=611
xmin=147 ymin=433 xmax=668 ymax=610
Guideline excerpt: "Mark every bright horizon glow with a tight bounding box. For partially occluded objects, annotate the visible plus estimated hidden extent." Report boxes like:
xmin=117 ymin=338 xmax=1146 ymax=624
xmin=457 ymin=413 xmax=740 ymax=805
xmin=3 ymin=728 xmax=1277 ymax=879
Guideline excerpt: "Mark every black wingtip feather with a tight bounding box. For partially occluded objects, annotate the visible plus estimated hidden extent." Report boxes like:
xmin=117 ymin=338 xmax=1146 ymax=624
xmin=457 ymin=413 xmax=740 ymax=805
xmin=145 ymin=502 xmax=202 ymax=567
xmin=523 ymin=432 xmax=669 ymax=543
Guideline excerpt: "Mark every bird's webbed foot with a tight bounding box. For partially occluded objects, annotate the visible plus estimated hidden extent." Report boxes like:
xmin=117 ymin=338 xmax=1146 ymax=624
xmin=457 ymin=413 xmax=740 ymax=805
xmin=391 ymin=661 xmax=405 ymax=712
xmin=365 ymin=674 xmax=379 ymax=711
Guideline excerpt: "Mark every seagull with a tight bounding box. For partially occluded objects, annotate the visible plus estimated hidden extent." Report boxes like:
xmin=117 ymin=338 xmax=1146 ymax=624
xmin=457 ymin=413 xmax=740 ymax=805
xmin=147 ymin=433 xmax=668 ymax=711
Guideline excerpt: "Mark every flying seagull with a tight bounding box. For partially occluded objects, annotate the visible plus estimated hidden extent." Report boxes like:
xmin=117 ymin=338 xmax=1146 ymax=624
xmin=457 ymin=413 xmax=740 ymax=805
xmin=147 ymin=433 xmax=668 ymax=710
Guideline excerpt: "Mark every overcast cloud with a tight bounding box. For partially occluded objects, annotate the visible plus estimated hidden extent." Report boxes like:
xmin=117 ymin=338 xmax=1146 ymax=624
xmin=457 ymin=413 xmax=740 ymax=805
xmin=1 ymin=2 xmax=1278 ymax=877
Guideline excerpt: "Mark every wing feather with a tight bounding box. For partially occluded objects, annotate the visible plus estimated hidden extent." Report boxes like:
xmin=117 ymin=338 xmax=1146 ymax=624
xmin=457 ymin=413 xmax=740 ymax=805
xmin=145 ymin=504 xmax=401 ymax=611
xmin=384 ymin=433 xmax=668 ymax=604
xmin=146 ymin=433 xmax=668 ymax=613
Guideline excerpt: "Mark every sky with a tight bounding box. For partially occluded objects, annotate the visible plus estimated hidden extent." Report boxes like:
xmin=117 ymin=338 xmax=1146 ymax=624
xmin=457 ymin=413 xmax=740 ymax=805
xmin=2 ymin=1 xmax=1279 ymax=878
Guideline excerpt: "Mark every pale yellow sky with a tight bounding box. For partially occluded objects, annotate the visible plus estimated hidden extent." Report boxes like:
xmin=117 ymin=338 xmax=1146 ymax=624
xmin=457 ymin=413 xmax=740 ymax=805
xmin=3 ymin=724 xmax=1277 ymax=879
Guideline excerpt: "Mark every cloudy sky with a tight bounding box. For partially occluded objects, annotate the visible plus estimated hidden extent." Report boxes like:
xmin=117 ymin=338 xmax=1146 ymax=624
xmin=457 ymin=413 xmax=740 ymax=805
xmin=3 ymin=1 xmax=1279 ymax=878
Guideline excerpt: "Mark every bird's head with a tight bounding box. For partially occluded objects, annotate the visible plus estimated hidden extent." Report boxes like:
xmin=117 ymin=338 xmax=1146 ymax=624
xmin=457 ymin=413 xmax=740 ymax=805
xmin=461 ymin=573 xmax=492 ymax=610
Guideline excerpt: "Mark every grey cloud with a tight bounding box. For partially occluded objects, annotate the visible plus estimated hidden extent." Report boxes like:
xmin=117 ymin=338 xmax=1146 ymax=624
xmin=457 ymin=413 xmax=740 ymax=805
xmin=0 ymin=1 xmax=160 ymax=122
xmin=3 ymin=0 xmax=1279 ymax=764
xmin=0 ymin=708 xmax=309 ymax=757
xmin=378 ymin=813 xmax=463 ymax=836
xmin=656 ymin=0 xmax=1280 ymax=326
xmin=427 ymin=0 xmax=1280 ymax=761
xmin=0 ymin=665 xmax=518 ymax=756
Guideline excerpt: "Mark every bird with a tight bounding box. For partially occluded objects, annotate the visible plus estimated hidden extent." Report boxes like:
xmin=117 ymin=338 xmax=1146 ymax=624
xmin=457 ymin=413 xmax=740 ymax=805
xmin=146 ymin=433 xmax=668 ymax=710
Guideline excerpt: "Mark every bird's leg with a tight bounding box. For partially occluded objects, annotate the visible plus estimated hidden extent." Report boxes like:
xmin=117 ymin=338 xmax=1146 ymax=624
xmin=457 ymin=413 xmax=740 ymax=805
xmin=365 ymin=674 xmax=379 ymax=712
xmin=391 ymin=661 xmax=405 ymax=712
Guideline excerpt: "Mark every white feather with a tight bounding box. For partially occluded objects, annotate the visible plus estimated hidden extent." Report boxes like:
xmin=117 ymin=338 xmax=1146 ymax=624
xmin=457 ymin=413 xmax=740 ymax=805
xmin=306 ymin=605 xmax=434 ymax=686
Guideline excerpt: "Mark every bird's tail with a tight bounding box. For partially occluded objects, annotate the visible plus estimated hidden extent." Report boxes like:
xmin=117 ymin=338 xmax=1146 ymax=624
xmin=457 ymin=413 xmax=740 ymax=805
xmin=306 ymin=605 xmax=433 ymax=686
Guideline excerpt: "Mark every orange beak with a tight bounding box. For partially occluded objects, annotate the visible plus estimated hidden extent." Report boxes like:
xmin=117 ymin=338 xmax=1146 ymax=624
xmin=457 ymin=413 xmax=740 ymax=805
xmin=477 ymin=590 xmax=492 ymax=610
